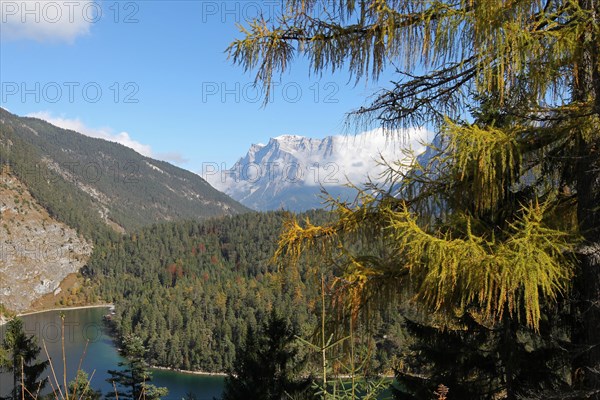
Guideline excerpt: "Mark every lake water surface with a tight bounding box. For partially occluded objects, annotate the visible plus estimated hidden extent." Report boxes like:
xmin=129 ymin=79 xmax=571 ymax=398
xmin=0 ymin=307 xmax=224 ymax=400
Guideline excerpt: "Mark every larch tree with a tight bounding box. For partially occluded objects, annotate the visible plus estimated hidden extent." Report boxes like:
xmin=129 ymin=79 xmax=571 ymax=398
xmin=228 ymin=0 xmax=599 ymax=398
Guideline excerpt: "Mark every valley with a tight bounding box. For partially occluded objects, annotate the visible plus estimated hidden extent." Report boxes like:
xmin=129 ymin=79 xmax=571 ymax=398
xmin=2 ymin=0 xmax=599 ymax=397
xmin=0 ymin=109 xmax=405 ymax=398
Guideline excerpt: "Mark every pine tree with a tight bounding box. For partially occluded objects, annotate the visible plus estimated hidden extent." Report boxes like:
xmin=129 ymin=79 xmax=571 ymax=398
xmin=0 ymin=318 xmax=49 ymax=400
xmin=228 ymin=0 xmax=600 ymax=397
xmin=106 ymin=334 xmax=168 ymax=400
xmin=67 ymin=370 xmax=102 ymax=400
xmin=222 ymin=311 xmax=311 ymax=400
xmin=392 ymin=310 xmax=570 ymax=399
xmin=388 ymin=98 xmax=574 ymax=399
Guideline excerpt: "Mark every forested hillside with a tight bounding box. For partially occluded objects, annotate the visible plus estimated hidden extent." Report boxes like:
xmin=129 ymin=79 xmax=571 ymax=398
xmin=87 ymin=211 xmax=404 ymax=373
xmin=0 ymin=108 xmax=248 ymax=240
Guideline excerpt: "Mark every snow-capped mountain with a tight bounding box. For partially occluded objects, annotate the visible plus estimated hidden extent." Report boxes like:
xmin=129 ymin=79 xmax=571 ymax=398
xmin=206 ymin=129 xmax=431 ymax=211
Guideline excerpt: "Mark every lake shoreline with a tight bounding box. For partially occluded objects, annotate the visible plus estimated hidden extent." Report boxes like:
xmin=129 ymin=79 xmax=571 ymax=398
xmin=4 ymin=305 xmax=229 ymax=378
xmin=151 ymin=365 xmax=228 ymax=377
xmin=17 ymin=305 xmax=228 ymax=378
xmin=18 ymin=303 xmax=114 ymax=317
xmin=1 ymin=306 xmax=225 ymax=398
xmin=0 ymin=304 xmax=114 ymax=326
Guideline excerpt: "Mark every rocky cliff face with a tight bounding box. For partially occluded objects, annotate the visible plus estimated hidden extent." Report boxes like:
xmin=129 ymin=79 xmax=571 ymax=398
xmin=0 ymin=168 xmax=92 ymax=312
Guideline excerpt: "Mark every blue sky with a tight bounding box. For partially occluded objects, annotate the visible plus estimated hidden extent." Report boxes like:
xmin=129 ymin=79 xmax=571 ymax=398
xmin=0 ymin=1 xmax=400 ymax=172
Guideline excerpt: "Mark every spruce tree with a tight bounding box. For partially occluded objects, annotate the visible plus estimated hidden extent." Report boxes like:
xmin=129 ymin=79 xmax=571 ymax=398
xmin=392 ymin=310 xmax=570 ymax=399
xmin=222 ymin=311 xmax=311 ymax=400
xmin=67 ymin=370 xmax=102 ymax=400
xmin=107 ymin=334 xmax=168 ymax=400
xmin=0 ymin=318 xmax=48 ymax=400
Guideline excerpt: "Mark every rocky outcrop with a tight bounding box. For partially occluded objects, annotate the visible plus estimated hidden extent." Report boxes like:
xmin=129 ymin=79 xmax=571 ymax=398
xmin=0 ymin=169 xmax=92 ymax=312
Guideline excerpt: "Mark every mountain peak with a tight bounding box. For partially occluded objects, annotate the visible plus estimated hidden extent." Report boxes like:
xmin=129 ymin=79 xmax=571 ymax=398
xmin=274 ymin=134 xmax=304 ymax=140
xmin=211 ymin=130 xmax=430 ymax=212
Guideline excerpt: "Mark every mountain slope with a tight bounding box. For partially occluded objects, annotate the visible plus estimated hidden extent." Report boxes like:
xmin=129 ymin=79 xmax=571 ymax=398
xmin=0 ymin=108 xmax=248 ymax=238
xmin=207 ymin=131 xmax=429 ymax=211
xmin=0 ymin=169 xmax=92 ymax=311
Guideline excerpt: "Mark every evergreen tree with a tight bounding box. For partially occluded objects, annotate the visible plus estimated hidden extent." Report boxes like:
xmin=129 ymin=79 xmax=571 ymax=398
xmin=222 ymin=311 xmax=311 ymax=400
xmin=392 ymin=311 xmax=570 ymax=399
xmin=90 ymin=212 xmax=401 ymax=376
xmin=67 ymin=370 xmax=102 ymax=400
xmin=0 ymin=318 xmax=48 ymax=400
xmin=182 ymin=392 xmax=199 ymax=400
xmin=107 ymin=334 xmax=168 ymax=400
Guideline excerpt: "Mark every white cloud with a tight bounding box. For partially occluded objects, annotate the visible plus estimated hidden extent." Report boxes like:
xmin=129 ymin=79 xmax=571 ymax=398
xmin=318 ymin=127 xmax=431 ymax=186
xmin=0 ymin=0 xmax=93 ymax=43
xmin=264 ymin=128 xmax=431 ymax=187
xmin=26 ymin=112 xmax=189 ymax=166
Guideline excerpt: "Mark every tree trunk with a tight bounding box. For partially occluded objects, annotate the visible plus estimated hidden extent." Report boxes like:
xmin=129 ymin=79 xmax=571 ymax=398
xmin=12 ymin=355 xmax=18 ymax=400
xmin=574 ymin=244 xmax=600 ymax=398
xmin=574 ymin=0 xmax=600 ymax=390
xmin=574 ymin=110 xmax=600 ymax=397
xmin=502 ymin=314 xmax=516 ymax=400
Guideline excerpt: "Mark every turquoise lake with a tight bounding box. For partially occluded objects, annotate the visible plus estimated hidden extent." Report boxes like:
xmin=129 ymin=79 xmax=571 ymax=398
xmin=0 ymin=307 xmax=224 ymax=400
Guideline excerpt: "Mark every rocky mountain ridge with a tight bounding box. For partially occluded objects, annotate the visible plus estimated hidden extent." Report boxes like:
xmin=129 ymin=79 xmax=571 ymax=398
xmin=207 ymin=130 xmax=429 ymax=211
